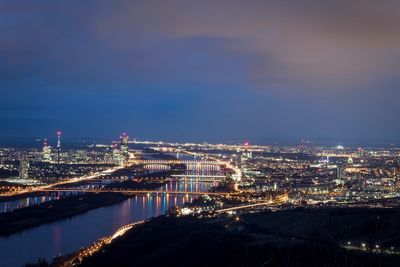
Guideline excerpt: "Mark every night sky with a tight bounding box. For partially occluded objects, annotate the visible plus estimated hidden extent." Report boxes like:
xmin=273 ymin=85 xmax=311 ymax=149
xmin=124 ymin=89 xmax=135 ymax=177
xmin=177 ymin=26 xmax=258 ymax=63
xmin=1 ymin=0 xmax=400 ymax=143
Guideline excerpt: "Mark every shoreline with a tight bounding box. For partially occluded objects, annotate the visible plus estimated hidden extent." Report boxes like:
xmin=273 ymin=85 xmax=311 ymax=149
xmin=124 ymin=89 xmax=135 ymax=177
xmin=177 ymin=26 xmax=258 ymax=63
xmin=0 ymin=192 xmax=128 ymax=237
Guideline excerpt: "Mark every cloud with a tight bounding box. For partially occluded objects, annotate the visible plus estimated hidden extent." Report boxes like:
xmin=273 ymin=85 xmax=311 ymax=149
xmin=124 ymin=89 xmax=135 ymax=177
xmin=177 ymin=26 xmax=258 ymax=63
xmin=1 ymin=0 xmax=400 ymax=94
xmin=90 ymin=0 xmax=400 ymax=92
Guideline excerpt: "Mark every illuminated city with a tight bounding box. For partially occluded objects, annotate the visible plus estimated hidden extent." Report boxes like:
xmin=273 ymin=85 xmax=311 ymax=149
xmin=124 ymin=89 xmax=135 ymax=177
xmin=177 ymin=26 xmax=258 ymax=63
xmin=2 ymin=1 xmax=400 ymax=267
xmin=1 ymin=135 xmax=400 ymax=266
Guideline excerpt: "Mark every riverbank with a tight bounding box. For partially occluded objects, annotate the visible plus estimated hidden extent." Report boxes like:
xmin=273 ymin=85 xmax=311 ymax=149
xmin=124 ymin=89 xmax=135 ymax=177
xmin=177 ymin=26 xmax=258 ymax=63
xmin=1 ymin=178 xmax=213 ymax=267
xmin=72 ymin=207 xmax=400 ymax=267
xmin=0 ymin=192 xmax=128 ymax=237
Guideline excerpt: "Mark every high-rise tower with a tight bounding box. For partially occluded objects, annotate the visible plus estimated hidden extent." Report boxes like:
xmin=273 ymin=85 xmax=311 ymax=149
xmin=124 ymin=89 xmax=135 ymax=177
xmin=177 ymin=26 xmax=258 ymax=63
xmin=19 ymin=154 xmax=29 ymax=179
xmin=112 ymin=142 xmax=123 ymax=165
xmin=242 ymin=140 xmax=252 ymax=160
xmin=57 ymin=131 xmax=62 ymax=164
xmin=120 ymin=132 xmax=129 ymax=161
xmin=42 ymin=138 xmax=52 ymax=162
xmin=337 ymin=164 xmax=344 ymax=179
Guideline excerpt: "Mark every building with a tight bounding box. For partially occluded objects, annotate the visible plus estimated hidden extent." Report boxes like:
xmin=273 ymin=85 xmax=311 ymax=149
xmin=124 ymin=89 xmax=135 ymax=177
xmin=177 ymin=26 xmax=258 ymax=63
xmin=357 ymin=147 xmax=364 ymax=157
xmin=57 ymin=131 xmax=62 ymax=164
xmin=112 ymin=143 xmax=123 ymax=165
xmin=19 ymin=156 xmax=29 ymax=179
xmin=336 ymin=165 xmax=344 ymax=179
xmin=42 ymin=139 xmax=52 ymax=162
xmin=120 ymin=132 xmax=129 ymax=161
xmin=241 ymin=140 xmax=252 ymax=161
xmin=347 ymin=157 xmax=353 ymax=165
xmin=72 ymin=150 xmax=87 ymax=163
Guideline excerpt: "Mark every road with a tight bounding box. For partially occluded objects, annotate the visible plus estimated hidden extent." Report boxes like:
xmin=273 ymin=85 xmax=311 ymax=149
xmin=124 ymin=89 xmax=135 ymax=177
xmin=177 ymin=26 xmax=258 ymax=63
xmin=215 ymin=202 xmax=273 ymax=213
xmin=1 ymin=150 xmax=237 ymax=197
xmin=0 ymin=165 xmax=125 ymax=197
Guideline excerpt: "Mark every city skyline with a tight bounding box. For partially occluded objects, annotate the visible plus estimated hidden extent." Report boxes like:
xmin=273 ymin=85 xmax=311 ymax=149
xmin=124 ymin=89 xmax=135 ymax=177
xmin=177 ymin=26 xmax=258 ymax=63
xmin=2 ymin=2 xmax=400 ymax=266
xmin=1 ymin=0 xmax=400 ymax=141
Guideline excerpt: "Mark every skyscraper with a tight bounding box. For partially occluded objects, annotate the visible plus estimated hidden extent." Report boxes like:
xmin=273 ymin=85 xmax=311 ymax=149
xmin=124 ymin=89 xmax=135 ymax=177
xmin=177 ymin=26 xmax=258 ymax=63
xmin=241 ymin=140 xmax=252 ymax=161
xmin=19 ymin=155 xmax=29 ymax=179
xmin=42 ymin=139 xmax=52 ymax=162
xmin=57 ymin=131 xmax=62 ymax=164
xmin=120 ymin=132 xmax=129 ymax=161
xmin=357 ymin=147 xmax=364 ymax=157
xmin=337 ymin=165 xmax=344 ymax=179
xmin=112 ymin=142 xmax=123 ymax=165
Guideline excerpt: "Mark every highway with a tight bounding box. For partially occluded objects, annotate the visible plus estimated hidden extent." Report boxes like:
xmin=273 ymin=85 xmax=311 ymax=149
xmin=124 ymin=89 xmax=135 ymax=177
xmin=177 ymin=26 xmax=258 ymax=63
xmin=1 ymin=152 xmax=233 ymax=197
xmin=215 ymin=202 xmax=273 ymax=213
xmin=0 ymin=165 xmax=125 ymax=197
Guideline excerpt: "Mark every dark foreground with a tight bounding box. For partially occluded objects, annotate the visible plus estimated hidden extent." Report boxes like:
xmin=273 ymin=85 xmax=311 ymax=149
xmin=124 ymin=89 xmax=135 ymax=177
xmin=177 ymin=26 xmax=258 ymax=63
xmin=43 ymin=207 xmax=400 ymax=267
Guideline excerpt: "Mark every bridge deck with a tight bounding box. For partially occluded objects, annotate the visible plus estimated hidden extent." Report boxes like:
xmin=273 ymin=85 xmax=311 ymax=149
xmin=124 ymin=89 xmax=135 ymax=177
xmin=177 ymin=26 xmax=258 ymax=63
xmin=40 ymin=188 xmax=226 ymax=196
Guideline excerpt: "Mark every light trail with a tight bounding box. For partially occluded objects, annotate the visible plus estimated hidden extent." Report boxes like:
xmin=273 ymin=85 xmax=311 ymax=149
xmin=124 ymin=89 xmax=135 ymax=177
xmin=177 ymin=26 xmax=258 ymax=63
xmin=61 ymin=220 xmax=146 ymax=265
xmin=215 ymin=202 xmax=273 ymax=213
xmin=0 ymin=165 xmax=125 ymax=197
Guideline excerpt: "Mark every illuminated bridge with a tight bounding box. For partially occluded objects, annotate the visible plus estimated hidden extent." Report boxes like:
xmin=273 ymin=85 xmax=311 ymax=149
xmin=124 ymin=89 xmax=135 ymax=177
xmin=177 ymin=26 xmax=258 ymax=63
xmin=133 ymin=159 xmax=222 ymax=171
xmin=134 ymin=159 xmax=220 ymax=164
xmin=39 ymin=188 xmax=228 ymax=196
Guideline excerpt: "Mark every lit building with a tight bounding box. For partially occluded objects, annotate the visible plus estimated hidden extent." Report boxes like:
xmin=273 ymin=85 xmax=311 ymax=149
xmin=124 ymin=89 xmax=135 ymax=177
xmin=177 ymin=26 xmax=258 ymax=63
xmin=72 ymin=150 xmax=87 ymax=163
xmin=357 ymin=147 xmax=364 ymax=157
xmin=120 ymin=132 xmax=129 ymax=161
xmin=57 ymin=131 xmax=62 ymax=164
xmin=347 ymin=157 xmax=353 ymax=164
xmin=241 ymin=140 xmax=252 ymax=161
xmin=19 ymin=155 xmax=29 ymax=179
xmin=336 ymin=165 xmax=344 ymax=179
xmin=112 ymin=143 xmax=123 ymax=165
xmin=42 ymin=139 xmax=52 ymax=162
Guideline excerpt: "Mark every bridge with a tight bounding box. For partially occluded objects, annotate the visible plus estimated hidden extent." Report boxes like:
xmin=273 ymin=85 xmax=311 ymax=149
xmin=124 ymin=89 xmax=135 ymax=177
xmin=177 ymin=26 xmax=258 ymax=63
xmin=133 ymin=150 xmax=242 ymax=182
xmin=170 ymin=174 xmax=226 ymax=179
xmin=133 ymin=159 xmax=222 ymax=172
xmin=175 ymin=150 xmax=242 ymax=182
xmin=39 ymin=188 xmax=228 ymax=196
xmin=133 ymin=159 xmax=220 ymax=165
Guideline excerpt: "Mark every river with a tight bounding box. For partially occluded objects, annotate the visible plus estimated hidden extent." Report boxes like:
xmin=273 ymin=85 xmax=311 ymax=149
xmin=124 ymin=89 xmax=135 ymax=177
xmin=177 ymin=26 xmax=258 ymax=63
xmin=0 ymin=179 xmax=216 ymax=267
xmin=0 ymin=192 xmax=83 ymax=213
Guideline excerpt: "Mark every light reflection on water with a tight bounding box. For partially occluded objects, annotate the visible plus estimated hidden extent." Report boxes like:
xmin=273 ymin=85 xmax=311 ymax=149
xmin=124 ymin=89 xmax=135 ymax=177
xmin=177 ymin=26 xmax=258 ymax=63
xmin=0 ymin=192 xmax=82 ymax=213
xmin=0 ymin=175 xmax=218 ymax=214
xmin=0 ymin=179 xmax=215 ymax=267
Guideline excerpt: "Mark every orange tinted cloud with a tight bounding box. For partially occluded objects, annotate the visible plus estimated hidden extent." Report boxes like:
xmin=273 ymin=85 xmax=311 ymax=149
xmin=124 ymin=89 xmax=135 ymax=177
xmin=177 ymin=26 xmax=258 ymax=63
xmin=92 ymin=0 xmax=400 ymax=93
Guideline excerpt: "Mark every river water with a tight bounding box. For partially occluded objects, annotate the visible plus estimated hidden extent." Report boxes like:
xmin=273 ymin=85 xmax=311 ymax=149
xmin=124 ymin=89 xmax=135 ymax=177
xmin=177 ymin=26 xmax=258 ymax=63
xmin=0 ymin=192 xmax=83 ymax=213
xmin=0 ymin=179 xmax=217 ymax=267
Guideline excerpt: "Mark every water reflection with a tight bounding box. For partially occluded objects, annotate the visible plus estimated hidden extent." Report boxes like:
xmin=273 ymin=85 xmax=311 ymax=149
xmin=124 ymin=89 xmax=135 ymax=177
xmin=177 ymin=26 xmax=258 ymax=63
xmin=0 ymin=177 xmax=217 ymax=214
xmin=0 ymin=192 xmax=81 ymax=213
xmin=0 ymin=180 xmax=216 ymax=267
